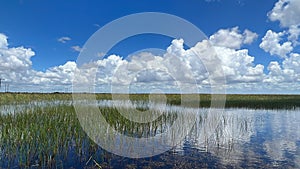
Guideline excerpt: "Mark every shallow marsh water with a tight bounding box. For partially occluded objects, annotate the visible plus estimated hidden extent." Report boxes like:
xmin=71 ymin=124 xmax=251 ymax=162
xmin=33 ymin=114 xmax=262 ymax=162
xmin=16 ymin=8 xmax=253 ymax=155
xmin=0 ymin=100 xmax=299 ymax=168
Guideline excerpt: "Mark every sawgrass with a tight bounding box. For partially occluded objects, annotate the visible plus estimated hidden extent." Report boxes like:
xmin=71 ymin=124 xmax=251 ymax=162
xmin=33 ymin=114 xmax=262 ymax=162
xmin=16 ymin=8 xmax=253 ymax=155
xmin=1 ymin=93 xmax=300 ymax=109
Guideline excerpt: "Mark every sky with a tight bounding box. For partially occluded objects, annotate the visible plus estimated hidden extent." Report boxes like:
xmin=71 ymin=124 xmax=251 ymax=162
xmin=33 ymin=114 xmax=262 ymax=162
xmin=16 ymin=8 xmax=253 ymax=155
xmin=0 ymin=0 xmax=300 ymax=94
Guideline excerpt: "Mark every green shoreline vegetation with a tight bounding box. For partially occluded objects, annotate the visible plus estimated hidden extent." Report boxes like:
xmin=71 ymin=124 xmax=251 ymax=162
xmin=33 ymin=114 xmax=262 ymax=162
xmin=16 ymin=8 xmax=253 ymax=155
xmin=1 ymin=92 xmax=300 ymax=109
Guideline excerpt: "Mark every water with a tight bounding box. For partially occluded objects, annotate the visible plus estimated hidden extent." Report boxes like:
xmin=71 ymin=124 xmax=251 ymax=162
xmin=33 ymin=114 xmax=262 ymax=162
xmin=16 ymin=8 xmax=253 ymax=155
xmin=0 ymin=100 xmax=72 ymax=115
xmin=0 ymin=101 xmax=299 ymax=168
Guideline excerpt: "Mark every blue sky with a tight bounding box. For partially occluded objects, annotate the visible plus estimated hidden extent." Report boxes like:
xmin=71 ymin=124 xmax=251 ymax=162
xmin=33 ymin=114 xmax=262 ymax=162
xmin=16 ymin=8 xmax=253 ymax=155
xmin=0 ymin=0 xmax=300 ymax=93
xmin=0 ymin=0 xmax=277 ymax=70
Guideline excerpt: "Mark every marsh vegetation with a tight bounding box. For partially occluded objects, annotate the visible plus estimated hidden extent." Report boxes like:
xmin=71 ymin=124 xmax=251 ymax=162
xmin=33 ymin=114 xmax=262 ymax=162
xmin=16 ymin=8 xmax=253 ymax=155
xmin=1 ymin=93 xmax=300 ymax=109
xmin=0 ymin=93 xmax=299 ymax=168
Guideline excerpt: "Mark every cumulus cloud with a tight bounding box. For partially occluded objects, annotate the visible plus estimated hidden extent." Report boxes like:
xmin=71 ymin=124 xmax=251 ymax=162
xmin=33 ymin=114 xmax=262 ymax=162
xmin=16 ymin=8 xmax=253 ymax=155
xmin=263 ymin=52 xmax=300 ymax=86
xmin=35 ymin=61 xmax=77 ymax=85
xmin=73 ymin=38 xmax=264 ymax=93
xmin=259 ymin=30 xmax=293 ymax=58
xmin=209 ymin=27 xmax=258 ymax=49
xmin=283 ymin=53 xmax=300 ymax=76
xmin=268 ymin=0 xmax=300 ymax=28
xmin=288 ymin=25 xmax=300 ymax=44
xmin=214 ymin=46 xmax=264 ymax=83
xmin=0 ymin=34 xmax=78 ymax=92
xmin=264 ymin=61 xmax=285 ymax=83
xmin=268 ymin=0 xmax=300 ymax=45
xmin=257 ymin=0 xmax=300 ymax=92
xmin=0 ymin=33 xmax=8 ymax=49
xmin=0 ymin=34 xmax=37 ymax=91
xmin=1 ymin=29 xmax=300 ymax=93
xmin=0 ymin=34 xmax=278 ymax=93
xmin=0 ymin=33 xmax=35 ymax=76
xmin=164 ymin=38 xmax=264 ymax=84
xmin=243 ymin=29 xmax=259 ymax=44
xmin=57 ymin=36 xmax=71 ymax=43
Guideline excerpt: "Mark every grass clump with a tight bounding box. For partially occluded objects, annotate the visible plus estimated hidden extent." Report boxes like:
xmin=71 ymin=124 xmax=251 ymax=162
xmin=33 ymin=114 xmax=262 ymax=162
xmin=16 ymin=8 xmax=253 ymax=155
xmin=0 ymin=104 xmax=90 ymax=168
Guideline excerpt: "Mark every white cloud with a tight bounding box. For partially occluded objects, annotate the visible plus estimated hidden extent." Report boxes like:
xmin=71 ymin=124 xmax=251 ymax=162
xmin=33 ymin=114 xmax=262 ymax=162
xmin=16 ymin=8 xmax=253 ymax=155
xmin=209 ymin=27 xmax=258 ymax=49
xmin=268 ymin=0 xmax=300 ymax=46
xmin=0 ymin=35 xmax=35 ymax=73
xmin=213 ymin=46 xmax=264 ymax=83
xmin=0 ymin=34 xmax=79 ymax=92
xmin=268 ymin=0 xmax=300 ymax=28
xmin=243 ymin=29 xmax=258 ymax=44
xmin=210 ymin=27 xmax=243 ymax=49
xmin=259 ymin=30 xmax=293 ymax=58
xmin=1 ymin=30 xmax=300 ymax=93
xmin=258 ymin=0 xmax=300 ymax=92
xmin=57 ymin=36 xmax=71 ymax=43
xmin=288 ymin=25 xmax=300 ymax=45
xmin=283 ymin=53 xmax=300 ymax=76
xmin=0 ymin=34 xmax=36 ymax=91
xmin=71 ymin=45 xmax=83 ymax=52
xmin=264 ymin=61 xmax=285 ymax=83
xmin=0 ymin=33 xmax=8 ymax=49
xmin=98 ymin=38 xmax=264 ymax=93
xmin=264 ymin=52 xmax=300 ymax=85
xmin=41 ymin=61 xmax=76 ymax=84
